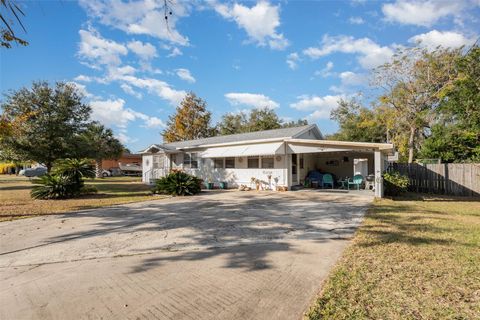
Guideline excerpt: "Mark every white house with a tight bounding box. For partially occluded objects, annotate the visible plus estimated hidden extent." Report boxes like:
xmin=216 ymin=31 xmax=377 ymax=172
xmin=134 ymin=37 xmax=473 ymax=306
xmin=140 ymin=124 xmax=394 ymax=197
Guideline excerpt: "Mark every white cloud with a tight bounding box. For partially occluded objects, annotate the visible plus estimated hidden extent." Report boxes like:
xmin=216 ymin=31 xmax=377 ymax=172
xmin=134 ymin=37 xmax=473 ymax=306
xmin=349 ymin=16 xmax=365 ymax=24
xmin=90 ymin=98 xmax=137 ymax=128
xmin=167 ymin=47 xmax=183 ymax=57
xmin=303 ymin=35 xmax=394 ymax=69
xmin=382 ymin=0 xmax=468 ymax=27
xmin=339 ymin=71 xmax=367 ymax=87
xmin=107 ymin=65 xmax=137 ymax=79
xmin=225 ymin=92 xmax=279 ymax=109
xmin=211 ymin=1 xmax=289 ymax=50
xmin=78 ymin=27 xmax=128 ymax=67
xmin=314 ymin=61 xmax=334 ymax=78
xmin=127 ymin=40 xmax=157 ymax=60
xmin=120 ymin=83 xmax=143 ymax=99
xmin=116 ymin=132 xmax=137 ymax=144
xmin=117 ymin=75 xmax=186 ymax=105
xmin=286 ymin=52 xmax=300 ymax=70
xmin=79 ymin=0 xmax=190 ymax=45
xmin=90 ymin=98 xmax=165 ymax=130
xmin=73 ymin=75 xmax=93 ymax=82
xmin=290 ymin=94 xmax=344 ymax=120
xmin=142 ymin=116 xmax=165 ymax=129
xmin=175 ymin=68 xmax=196 ymax=83
xmin=409 ymin=30 xmax=475 ymax=50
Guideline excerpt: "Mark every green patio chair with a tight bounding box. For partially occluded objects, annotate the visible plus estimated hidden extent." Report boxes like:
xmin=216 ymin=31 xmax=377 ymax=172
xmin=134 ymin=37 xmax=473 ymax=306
xmin=322 ymin=173 xmax=334 ymax=189
xmin=348 ymin=174 xmax=364 ymax=190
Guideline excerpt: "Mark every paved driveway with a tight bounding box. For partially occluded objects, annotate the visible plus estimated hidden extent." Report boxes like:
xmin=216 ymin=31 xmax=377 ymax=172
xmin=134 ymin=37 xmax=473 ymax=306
xmin=0 ymin=190 xmax=372 ymax=320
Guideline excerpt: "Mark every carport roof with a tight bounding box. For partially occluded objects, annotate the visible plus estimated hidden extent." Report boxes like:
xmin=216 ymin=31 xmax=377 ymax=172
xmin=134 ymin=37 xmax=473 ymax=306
xmin=286 ymin=139 xmax=395 ymax=154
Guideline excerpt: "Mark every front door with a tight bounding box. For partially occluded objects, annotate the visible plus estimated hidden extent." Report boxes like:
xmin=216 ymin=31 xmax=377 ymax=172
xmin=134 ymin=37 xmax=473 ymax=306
xmin=291 ymin=154 xmax=298 ymax=185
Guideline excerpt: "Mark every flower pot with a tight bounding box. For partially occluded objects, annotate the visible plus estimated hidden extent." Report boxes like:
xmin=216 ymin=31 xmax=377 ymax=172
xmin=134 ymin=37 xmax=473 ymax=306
xmin=205 ymin=182 xmax=214 ymax=189
xmin=219 ymin=181 xmax=228 ymax=189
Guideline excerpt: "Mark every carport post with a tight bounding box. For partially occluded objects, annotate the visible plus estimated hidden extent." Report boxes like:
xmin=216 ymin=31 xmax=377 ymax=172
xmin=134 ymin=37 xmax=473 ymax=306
xmin=374 ymin=150 xmax=384 ymax=198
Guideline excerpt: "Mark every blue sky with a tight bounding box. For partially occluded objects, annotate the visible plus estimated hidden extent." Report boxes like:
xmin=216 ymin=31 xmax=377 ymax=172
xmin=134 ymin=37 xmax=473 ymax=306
xmin=1 ymin=0 xmax=479 ymax=152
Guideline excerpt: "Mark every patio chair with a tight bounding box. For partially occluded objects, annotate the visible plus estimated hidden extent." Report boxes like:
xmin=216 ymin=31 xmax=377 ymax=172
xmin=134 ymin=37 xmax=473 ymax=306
xmin=348 ymin=174 xmax=364 ymax=190
xmin=322 ymin=173 xmax=334 ymax=189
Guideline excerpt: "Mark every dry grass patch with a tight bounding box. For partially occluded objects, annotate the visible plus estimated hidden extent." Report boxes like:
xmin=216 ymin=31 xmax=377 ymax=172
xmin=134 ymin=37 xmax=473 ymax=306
xmin=307 ymin=195 xmax=480 ymax=320
xmin=0 ymin=175 xmax=165 ymax=221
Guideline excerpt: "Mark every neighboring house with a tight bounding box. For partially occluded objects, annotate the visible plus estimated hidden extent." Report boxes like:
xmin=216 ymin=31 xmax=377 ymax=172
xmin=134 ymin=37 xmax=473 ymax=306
xmin=102 ymin=153 xmax=142 ymax=170
xmin=140 ymin=124 xmax=394 ymax=197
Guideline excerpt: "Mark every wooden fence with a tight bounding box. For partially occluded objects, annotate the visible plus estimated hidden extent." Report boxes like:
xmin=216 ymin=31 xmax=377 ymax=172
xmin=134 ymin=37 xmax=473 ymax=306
xmin=388 ymin=163 xmax=480 ymax=197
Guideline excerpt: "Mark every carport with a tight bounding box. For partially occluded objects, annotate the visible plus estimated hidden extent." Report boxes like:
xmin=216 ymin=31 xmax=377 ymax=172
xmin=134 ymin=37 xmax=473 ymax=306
xmin=284 ymin=139 xmax=395 ymax=198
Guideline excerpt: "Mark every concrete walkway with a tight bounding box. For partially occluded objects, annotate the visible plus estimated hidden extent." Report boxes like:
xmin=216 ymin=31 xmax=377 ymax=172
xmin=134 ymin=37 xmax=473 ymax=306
xmin=0 ymin=190 xmax=372 ymax=320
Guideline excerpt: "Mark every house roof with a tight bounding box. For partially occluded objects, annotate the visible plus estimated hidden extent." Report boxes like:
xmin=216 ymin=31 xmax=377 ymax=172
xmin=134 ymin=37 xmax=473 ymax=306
xmin=163 ymin=124 xmax=321 ymax=149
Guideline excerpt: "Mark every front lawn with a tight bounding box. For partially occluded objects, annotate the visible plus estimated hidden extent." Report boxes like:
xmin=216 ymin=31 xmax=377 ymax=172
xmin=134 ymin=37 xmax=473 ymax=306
xmin=307 ymin=195 xmax=480 ymax=319
xmin=0 ymin=175 xmax=164 ymax=221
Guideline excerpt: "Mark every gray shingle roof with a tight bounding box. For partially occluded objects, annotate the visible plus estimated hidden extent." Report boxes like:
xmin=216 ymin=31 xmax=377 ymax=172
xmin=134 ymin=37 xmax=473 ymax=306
xmin=164 ymin=124 xmax=318 ymax=149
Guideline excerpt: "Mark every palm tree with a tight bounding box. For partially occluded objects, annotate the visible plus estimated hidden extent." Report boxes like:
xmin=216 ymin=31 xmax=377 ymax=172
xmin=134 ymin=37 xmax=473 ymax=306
xmin=80 ymin=122 xmax=124 ymax=178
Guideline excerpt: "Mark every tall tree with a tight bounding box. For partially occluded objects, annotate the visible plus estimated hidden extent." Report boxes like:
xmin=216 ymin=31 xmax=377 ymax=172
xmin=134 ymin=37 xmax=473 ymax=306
xmin=247 ymin=108 xmax=282 ymax=131
xmin=373 ymin=47 xmax=460 ymax=163
xmin=0 ymin=81 xmax=91 ymax=171
xmin=420 ymin=45 xmax=480 ymax=162
xmin=329 ymin=97 xmax=387 ymax=143
xmin=162 ymin=92 xmax=214 ymax=143
xmin=216 ymin=112 xmax=248 ymax=135
xmin=282 ymin=119 xmax=309 ymax=128
xmin=1 ymin=0 xmax=28 ymax=48
xmin=78 ymin=122 xmax=124 ymax=177
xmin=216 ymin=107 xmax=301 ymax=135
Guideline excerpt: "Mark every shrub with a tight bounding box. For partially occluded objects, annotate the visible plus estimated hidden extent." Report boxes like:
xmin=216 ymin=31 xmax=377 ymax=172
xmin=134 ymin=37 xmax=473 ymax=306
xmin=153 ymin=170 xmax=202 ymax=196
xmin=31 ymin=158 xmax=96 ymax=200
xmin=31 ymin=174 xmax=77 ymax=199
xmin=383 ymin=171 xmax=409 ymax=196
xmin=54 ymin=158 xmax=94 ymax=181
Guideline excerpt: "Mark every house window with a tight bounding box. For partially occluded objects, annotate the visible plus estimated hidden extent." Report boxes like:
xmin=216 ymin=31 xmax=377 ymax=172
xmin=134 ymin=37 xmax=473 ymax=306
xmin=261 ymin=157 xmax=274 ymax=169
xmin=214 ymin=158 xmax=224 ymax=169
xmin=183 ymin=153 xmax=198 ymax=169
xmin=300 ymin=156 xmax=304 ymax=169
xmin=225 ymin=157 xmax=235 ymax=168
xmin=248 ymin=156 xmax=259 ymax=168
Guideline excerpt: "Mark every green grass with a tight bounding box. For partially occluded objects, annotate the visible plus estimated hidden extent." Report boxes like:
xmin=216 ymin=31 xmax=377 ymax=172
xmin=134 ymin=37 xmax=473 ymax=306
xmin=0 ymin=175 xmax=166 ymax=221
xmin=307 ymin=195 xmax=480 ymax=320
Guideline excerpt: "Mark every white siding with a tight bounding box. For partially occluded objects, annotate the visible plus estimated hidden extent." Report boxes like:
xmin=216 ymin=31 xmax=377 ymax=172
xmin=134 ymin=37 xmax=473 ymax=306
xmin=189 ymin=155 xmax=288 ymax=188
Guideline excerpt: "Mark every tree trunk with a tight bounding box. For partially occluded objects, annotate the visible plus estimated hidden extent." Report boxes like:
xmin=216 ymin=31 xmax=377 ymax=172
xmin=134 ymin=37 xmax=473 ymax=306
xmin=46 ymin=162 xmax=52 ymax=173
xmin=95 ymin=159 xmax=103 ymax=178
xmin=408 ymin=126 xmax=416 ymax=164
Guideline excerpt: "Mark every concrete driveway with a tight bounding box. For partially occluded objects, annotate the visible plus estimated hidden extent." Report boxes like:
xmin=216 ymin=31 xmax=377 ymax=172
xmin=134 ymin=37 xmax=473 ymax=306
xmin=0 ymin=190 xmax=372 ymax=320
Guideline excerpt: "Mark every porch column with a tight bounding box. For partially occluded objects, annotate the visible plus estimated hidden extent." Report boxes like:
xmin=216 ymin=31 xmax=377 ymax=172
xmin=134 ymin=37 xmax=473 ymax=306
xmin=286 ymin=153 xmax=292 ymax=189
xmin=374 ymin=150 xmax=384 ymax=198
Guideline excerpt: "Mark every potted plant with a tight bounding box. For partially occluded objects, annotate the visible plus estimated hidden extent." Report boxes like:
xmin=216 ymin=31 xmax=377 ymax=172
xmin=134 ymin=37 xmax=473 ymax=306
xmin=205 ymin=175 xmax=214 ymax=189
